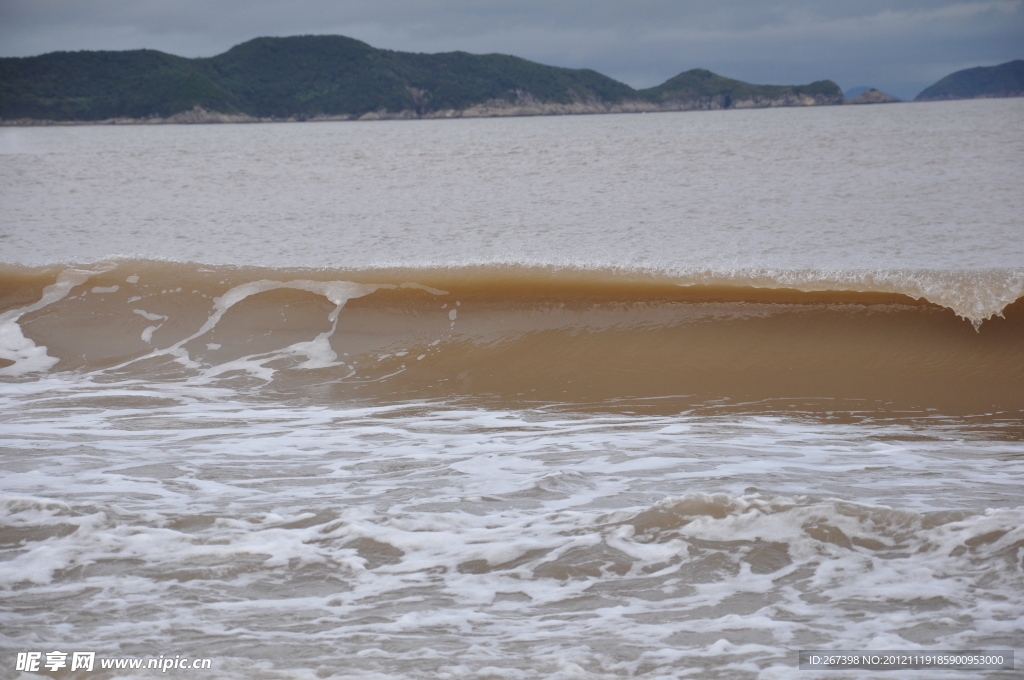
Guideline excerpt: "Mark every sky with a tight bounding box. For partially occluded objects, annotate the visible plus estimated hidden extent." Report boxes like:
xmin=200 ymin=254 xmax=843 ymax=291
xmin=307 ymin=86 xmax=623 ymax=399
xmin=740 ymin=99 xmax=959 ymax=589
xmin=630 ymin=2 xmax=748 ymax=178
xmin=0 ymin=0 xmax=1021 ymax=100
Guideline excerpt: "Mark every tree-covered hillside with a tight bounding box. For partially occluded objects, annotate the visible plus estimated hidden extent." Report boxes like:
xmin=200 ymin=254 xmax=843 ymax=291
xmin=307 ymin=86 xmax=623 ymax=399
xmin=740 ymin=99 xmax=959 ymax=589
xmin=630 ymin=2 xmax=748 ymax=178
xmin=639 ymin=68 xmax=841 ymax=107
xmin=0 ymin=49 xmax=234 ymax=120
xmin=0 ymin=35 xmax=843 ymax=122
xmin=915 ymin=60 xmax=1024 ymax=101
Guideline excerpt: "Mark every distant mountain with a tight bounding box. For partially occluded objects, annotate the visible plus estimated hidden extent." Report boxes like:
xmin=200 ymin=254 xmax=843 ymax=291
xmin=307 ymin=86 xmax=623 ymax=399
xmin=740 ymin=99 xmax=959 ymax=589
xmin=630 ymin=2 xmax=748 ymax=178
xmin=844 ymin=86 xmax=873 ymax=99
xmin=0 ymin=35 xmax=843 ymax=123
xmin=915 ymin=60 xmax=1024 ymax=101
xmin=845 ymin=89 xmax=899 ymax=105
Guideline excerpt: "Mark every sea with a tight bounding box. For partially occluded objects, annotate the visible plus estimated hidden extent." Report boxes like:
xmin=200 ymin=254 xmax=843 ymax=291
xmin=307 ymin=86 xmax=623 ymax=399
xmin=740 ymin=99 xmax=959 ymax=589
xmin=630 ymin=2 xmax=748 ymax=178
xmin=1 ymin=98 xmax=1022 ymax=679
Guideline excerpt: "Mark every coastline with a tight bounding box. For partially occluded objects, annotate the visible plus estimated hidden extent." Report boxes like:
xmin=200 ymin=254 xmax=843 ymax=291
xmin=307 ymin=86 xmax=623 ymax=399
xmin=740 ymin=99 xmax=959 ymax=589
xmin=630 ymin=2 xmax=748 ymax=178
xmin=0 ymin=92 xmax=846 ymax=126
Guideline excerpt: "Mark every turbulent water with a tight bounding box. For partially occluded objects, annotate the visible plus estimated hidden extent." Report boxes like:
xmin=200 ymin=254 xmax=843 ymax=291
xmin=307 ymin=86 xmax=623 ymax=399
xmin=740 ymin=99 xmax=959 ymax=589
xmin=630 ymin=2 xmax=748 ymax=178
xmin=1 ymin=99 xmax=1022 ymax=679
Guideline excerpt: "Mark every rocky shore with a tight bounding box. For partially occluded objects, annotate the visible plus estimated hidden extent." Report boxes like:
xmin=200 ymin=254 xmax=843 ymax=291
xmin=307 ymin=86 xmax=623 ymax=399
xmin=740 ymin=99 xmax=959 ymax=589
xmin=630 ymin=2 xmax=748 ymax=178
xmin=1 ymin=91 xmax=847 ymax=127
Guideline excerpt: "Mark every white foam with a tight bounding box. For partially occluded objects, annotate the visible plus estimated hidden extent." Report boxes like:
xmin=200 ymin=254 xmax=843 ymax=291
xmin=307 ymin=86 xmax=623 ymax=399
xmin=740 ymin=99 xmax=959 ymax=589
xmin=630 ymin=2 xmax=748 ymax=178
xmin=0 ymin=264 xmax=114 ymax=376
xmin=0 ymin=401 xmax=1017 ymax=679
xmin=132 ymin=309 xmax=166 ymax=322
xmin=132 ymin=308 xmax=169 ymax=344
xmin=108 ymin=279 xmax=394 ymax=376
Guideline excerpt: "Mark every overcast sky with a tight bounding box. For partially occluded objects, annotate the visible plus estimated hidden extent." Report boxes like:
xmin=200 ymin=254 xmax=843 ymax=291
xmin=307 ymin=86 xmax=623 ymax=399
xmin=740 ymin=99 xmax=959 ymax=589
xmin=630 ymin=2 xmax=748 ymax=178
xmin=1 ymin=0 xmax=1021 ymax=100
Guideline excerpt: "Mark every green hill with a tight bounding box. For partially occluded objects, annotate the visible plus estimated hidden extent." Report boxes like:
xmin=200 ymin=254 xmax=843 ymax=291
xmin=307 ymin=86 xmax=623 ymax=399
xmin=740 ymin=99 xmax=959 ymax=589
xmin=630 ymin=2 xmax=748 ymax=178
xmin=204 ymin=35 xmax=418 ymax=117
xmin=915 ymin=60 xmax=1024 ymax=101
xmin=0 ymin=35 xmax=842 ymax=122
xmin=639 ymin=68 xmax=841 ymax=108
xmin=0 ymin=49 xmax=233 ymax=120
xmin=202 ymin=35 xmax=640 ymax=117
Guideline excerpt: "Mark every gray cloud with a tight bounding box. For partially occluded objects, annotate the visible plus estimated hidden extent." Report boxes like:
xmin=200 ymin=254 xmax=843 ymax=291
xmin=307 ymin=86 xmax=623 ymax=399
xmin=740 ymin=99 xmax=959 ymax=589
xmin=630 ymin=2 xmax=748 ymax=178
xmin=1 ymin=0 xmax=1021 ymax=99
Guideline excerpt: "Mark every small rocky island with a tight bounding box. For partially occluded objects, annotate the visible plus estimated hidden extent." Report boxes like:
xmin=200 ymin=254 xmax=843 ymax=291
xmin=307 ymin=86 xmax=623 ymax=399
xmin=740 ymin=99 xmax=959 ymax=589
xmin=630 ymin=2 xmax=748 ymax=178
xmin=845 ymin=89 xmax=899 ymax=105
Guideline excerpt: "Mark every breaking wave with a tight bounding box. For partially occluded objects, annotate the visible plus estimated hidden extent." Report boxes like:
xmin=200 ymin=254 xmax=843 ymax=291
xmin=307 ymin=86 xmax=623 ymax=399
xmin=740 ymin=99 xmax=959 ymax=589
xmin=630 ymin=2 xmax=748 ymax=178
xmin=2 ymin=260 xmax=1022 ymax=416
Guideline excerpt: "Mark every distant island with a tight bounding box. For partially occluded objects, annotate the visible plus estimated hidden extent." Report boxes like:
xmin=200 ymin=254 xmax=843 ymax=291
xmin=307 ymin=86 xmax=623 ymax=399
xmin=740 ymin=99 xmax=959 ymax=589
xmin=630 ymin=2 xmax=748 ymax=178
xmin=844 ymin=88 xmax=899 ymax=104
xmin=0 ymin=35 xmax=843 ymax=124
xmin=1 ymin=36 xmax=1019 ymax=125
xmin=914 ymin=60 xmax=1024 ymax=101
